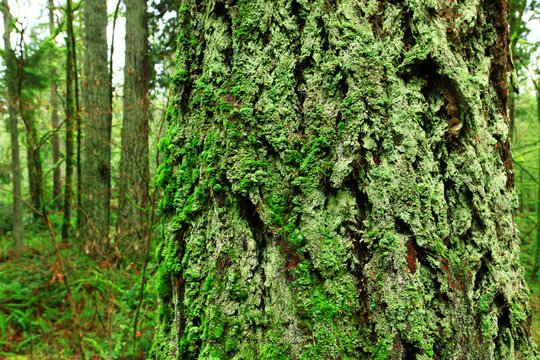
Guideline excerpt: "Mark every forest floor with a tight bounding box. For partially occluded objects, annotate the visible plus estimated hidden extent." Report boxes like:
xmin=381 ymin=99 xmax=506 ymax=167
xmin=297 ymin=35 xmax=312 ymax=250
xmin=0 ymin=215 xmax=157 ymax=359
xmin=0 ymin=215 xmax=539 ymax=357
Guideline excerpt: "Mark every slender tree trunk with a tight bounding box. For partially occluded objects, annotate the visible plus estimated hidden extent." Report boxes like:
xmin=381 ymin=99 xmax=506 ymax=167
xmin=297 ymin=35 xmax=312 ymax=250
xmin=2 ymin=0 xmax=24 ymax=249
xmin=80 ymin=0 xmax=112 ymax=253
xmin=532 ymin=85 xmax=540 ymax=281
xmin=537 ymin=87 xmax=540 ymax=272
xmin=509 ymin=91 xmax=516 ymax=140
xmin=152 ymin=1 xmax=538 ymax=359
xmin=17 ymin=36 xmax=44 ymax=222
xmin=14 ymin=28 xmax=43 ymax=219
xmin=22 ymin=98 xmax=42 ymax=220
xmin=73 ymin=24 xmax=81 ymax=238
xmin=116 ymin=0 xmax=150 ymax=253
xmin=520 ymin=168 xmax=525 ymax=213
xmin=48 ymin=0 xmax=62 ymax=209
xmin=62 ymin=0 xmax=76 ymax=243
xmin=26 ymin=141 xmax=40 ymax=219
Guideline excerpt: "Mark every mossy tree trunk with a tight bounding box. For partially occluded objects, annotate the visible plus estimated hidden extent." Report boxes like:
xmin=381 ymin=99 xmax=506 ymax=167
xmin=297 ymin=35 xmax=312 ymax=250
xmin=153 ymin=0 xmax=539 ymax=359
xmin=80 ymin=0 xmax=112 ymax=251
xmin=116 ymin=0 xmax=150 ymax=253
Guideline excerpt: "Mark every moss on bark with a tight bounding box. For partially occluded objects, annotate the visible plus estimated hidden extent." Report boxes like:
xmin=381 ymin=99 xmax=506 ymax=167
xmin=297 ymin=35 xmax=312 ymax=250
xmin=152 ymin=0 xmax=538 ymax=359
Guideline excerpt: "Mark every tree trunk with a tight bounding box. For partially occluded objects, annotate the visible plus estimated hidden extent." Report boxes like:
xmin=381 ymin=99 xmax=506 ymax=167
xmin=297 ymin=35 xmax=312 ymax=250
xmin=73 ymin=19 xmax=81 ymax=236
xmin=62 ymin=0 xmax=76 ymax=243
xmin=532 ymin=84 xmax=540 ymax=281
xmin=48 ymin=0 xmax=62 ymax=209
xmin=2 ymin=0 xmax=24 ymax=249
xmin=80 ymin=0 xmax=112 ymax=252
xmin=152 ymin=1 xmax=538 ymax=359
xmin=24 ymin=114 xmax=42 ymax=219
xmin=17 ymin=32 xmax=45 ymax=224
xmin=116 ymin=0 xmax=150 ymax=253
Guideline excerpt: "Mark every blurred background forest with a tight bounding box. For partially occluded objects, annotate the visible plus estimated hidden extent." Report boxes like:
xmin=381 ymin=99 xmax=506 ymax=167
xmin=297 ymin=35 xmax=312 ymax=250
xmin=0 ymin=0 xmax=538 ymax=358
xmin=0 ymin=0 xmax=176 ymax=357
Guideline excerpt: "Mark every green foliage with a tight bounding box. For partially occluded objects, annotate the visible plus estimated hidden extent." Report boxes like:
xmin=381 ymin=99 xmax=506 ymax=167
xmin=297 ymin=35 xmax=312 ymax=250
xmin=148 ymin=0 xmax=181 ymax=89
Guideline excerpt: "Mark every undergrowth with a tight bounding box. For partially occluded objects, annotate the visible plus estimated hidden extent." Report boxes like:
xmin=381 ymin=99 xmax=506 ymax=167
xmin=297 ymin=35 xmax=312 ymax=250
xmin=0 ymin=212 xmax=157 ymax=359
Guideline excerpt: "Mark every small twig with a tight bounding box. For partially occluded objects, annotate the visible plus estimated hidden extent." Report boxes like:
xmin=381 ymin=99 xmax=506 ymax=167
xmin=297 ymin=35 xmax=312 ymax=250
xmin=514 ymin=162 xmax=540 ymax=186
xmin=0 ymin=184 xmax=42 ymax=216
xmin=521 ymin=222 xmax=537 ymax=242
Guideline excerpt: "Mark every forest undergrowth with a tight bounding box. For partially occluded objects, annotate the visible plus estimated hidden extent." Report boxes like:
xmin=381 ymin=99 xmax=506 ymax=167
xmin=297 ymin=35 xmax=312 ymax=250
xmin=0 ymin=195 xmax=539 ymax=358
xmin=0 ymin=212 xmax=157 ymax=359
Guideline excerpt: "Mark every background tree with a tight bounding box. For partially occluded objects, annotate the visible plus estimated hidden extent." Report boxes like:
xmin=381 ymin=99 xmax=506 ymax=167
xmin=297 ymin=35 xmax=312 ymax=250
xmin=508 ymin=0 xmax=534 ymax=135
xmin=1 ymin=0 xmax=23 ymax=249
xmin=116 ymin=0 xmax=150 ymax=252
xmin=508 ymin=3 xmax=540 ymax=342
xmin=62 ymin=0 xmax=76 ymax=243
xmin=16 ymin=27 xmax=50 ymax=220
xmin=152 ymin=0 xmax=539 ymax=358
xmin=48 ymin=0 xmax=61 ymax=209
xmin=532 ymin=72 xmax=540 ymax=281
xmin=23 ymin=88 xmax=42 ymax=220
xmin=80 ymin=0 xmax=112 ymax=251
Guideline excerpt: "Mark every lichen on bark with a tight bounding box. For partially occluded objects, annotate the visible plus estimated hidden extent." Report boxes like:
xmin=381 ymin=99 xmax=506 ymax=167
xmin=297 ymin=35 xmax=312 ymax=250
xmin=152 ymin=0 xmax=539 ymax=359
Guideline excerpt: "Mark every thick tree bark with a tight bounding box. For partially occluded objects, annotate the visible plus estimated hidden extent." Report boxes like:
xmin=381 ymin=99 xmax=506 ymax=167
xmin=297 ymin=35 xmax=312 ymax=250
xmin=62 ymin=0 xmax=76 ymax=243
xmin=80 ymin=0 xmax=112 ymax=251
xmin=2 ymin=0 xmax=24 ymax=249
xmin=153 ymin=0 xmax=539 ymax=359
xmin=116 ymin=0 xmax=150 ymax=253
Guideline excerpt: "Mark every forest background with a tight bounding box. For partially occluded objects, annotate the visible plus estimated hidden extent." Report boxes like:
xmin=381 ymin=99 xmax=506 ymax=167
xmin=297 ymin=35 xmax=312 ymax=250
xmin=0 ymin=0 xmax=538 ymax=358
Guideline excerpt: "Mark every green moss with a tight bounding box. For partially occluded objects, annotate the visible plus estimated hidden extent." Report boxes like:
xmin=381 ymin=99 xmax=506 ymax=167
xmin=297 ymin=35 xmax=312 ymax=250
xmin=158 ymin=136 xmax=172 ymax=154
xmin=174 ymin=68 xmax=188 ymax=84
xmin=209 ymin=349 xmax=224 ymax=359
xmin=260 ymin=329 xmax=292 ymax=360
xmin=157 ymin=302 xmax=172 ymax=325
xmin=209 ymin=310 xmax=225 ymax=340
xmin=372 ymin=335 xmax=393 ymax=360
xmin=155 ymin=163 xmax=171 ymax=188
xmin=204 ymin=272 xmax=214 ymax=293
xmin=225 ymin=336 xmax=239 ymax=353
xmin=156 ymin=262 xmax=172 ymax=301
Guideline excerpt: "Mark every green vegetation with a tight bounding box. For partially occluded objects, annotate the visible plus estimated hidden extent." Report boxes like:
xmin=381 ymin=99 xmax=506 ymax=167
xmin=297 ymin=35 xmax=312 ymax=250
xmin=515 ymin=86 xmax=540 ymax=343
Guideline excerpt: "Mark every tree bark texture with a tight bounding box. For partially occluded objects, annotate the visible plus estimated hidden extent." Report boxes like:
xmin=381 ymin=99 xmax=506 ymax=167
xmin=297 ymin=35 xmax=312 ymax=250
xmin=81 ymin=0 xmax=112 ymax=250
xmin=2 ymin=0 xmax=24 ymax=248
xmin=153 ymin=0 xmax=538 ymax=359
xmin=116 ymin=0 xmax=150 ymax=253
